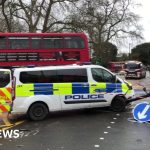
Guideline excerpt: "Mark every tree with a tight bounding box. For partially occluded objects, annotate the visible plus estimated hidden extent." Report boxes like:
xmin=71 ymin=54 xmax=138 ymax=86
xmin=92 ymin=42 xmax=118 ymax=66
xmin=8 ymin=0 xmax=78 ymax=32
xmin=0 ymin=0 xmax=7 ymax=5
xmin=0 ymin=0 xmax=12 ymax=32
xmin=0 ymin=0 xmax=78 ymax=32
xmin=118 ymin=53 xmax=129 ymax=61
xmin=0 ymin=0 xmax=27 ymax=32
xmin=131 ymin=43 xmax=150 ymax=65
xmin=64 ymin=0 xmax=142 ymax=62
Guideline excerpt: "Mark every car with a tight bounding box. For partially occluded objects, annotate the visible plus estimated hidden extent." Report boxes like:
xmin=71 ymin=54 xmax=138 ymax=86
xmin=124 ymin=61 xmax=146 ymax=79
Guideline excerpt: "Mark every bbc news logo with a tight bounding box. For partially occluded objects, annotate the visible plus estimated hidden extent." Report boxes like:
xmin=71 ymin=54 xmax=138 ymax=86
xmin=0 ymin=130 xmax=20 ymax=139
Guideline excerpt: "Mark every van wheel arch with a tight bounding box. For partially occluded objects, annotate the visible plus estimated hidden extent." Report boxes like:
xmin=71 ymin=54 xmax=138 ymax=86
xmin=27 ymin=101 xmax=49 ymax=121
xmin=111 ymin=95 xmax=126 ymax=112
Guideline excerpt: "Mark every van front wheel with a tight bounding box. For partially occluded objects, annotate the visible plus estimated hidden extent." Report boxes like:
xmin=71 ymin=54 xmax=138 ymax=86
xmin=111 ymin=96 xmax=126 ymax=112
xmin=28 ymin=103 xmax=49 ymax=121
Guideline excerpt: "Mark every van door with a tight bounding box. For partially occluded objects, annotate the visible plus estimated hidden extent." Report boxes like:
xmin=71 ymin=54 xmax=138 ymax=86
xmin=0 ymin=69 xmax=12 ymax=113
xmin=16 ymin=70 xmax=61 ymax=111
xmin=89 ymin=68 xmax=117 ymax=108
xmin=57 ymin=68 xmax=90 ymax=110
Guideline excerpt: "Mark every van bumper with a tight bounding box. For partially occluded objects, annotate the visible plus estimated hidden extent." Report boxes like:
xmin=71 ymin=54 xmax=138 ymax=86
xmin=11 ymin=106 xmax=28 ymax=115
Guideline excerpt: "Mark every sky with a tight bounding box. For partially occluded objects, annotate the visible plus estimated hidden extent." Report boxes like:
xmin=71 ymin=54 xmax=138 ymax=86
xmin=135 ymin=0 xmax=150 ymax=42
xmin=119 ymin=0 xmax=150 ymax=53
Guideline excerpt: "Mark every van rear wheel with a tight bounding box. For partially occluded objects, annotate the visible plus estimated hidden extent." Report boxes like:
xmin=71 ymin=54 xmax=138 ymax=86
xmin=111 ymin=96 xmax=126 ymax=112
xmin=28 ymin=103 xmax=49 ymax=121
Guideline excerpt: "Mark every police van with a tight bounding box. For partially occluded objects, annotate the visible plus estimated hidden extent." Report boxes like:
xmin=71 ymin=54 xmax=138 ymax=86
xmin=11 ymin=65 xmax=134 ymax=120
xmin=0 ymin=69 xmax=12 ymax=113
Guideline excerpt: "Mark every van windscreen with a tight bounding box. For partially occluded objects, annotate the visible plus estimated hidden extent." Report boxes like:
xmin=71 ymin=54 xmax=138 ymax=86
xmin=124 ymin=63 xmax=140 ymax=70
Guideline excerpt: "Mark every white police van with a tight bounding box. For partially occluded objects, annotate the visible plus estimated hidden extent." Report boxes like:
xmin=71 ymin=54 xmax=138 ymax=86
xmin=11 ymin=65 xmax=134 ymax=120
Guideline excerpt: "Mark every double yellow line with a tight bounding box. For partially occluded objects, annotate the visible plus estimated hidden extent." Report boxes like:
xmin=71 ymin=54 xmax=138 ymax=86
xmin=1 ymin=120 xmax=25 ymax=131
xmin=0 ymin=113 xmax=25 ymax=131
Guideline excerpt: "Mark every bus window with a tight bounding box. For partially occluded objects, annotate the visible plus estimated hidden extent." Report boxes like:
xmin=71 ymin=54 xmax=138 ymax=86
xmin=0 ymin=36 xmax=7 ymax=49
xmin=9 ymin=37 xmax=29 ymax=49
xmin=31 ymin=37 xmax=41 ymax=49
xmin=65 ymin=36 xmax=85 ymax=48
xmin=0 ymin=71 xmax=10 ymax=88
xmin=43 ymin=37 xmax=63 ymax=49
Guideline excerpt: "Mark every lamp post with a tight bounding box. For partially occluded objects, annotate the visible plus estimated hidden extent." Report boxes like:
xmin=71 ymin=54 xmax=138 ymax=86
xmin=129 ymin=43 xmax=131 ymax=60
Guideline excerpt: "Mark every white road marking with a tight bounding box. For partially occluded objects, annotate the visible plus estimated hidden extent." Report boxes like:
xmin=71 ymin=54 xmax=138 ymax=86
xmin=94 ymin=145 xmax=100 ymax=148
xmin=107 ymin=126 xmax=111 ymax=128
xmin=33 ymin=130 xmax=39 ymax=136
xmin=116 ymin=114 xmax=120 ymax=116
xmin=99 ymin=137 xmax=104 ymax=140
xmin=110 ymin=122 xmax=115 ymax=124
xmin=127 ymin=118 xmax=137 ymax=123
xmin=104 ymin=131 xmax=108 ymax=134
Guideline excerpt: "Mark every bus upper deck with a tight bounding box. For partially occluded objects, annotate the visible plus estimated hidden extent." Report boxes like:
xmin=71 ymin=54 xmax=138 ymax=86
xmin=0 ymin=32 xmax=90 ymax=68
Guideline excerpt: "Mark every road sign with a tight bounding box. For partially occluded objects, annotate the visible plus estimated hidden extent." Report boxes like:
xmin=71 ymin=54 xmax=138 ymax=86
xmin=133 ymin=102 xmax=150 ymax=123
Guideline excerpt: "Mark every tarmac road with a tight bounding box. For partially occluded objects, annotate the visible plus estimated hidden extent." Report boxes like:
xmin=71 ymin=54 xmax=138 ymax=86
xmin=0 ymin=73 xmax=150 ymax=150
xmin=121 ymin=71 xmax=150 ymax=91
xmin=0 ymin=105 xmax=150 ymax=150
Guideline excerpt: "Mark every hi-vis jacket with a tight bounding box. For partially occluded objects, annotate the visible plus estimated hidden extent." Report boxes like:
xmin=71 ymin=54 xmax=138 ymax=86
xmin=0 ymin=69 xmax=12 ymax=113
xmin=11 ymin=65 xmax=135 ymax=114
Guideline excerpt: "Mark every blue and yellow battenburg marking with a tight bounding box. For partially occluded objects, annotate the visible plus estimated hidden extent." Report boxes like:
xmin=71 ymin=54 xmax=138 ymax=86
xmin=16 ymin=82 xmax=131 ymax=96
xmin=34 ymin=84 xmax=53 ymax=95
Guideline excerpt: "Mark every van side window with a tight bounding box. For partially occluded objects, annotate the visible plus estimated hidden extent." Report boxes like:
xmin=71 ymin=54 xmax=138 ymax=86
xmin=92 ymin=68 xmax=115 ymax=83
xmin=57 ymin=69 xmax=87 ymax=83
xmin=20 ymin=71 xmax=42 ymax=83
xmin=102 ymin=69 xmax=114 ymax=83
xmin=0 ymin=71 xmax=10 ymax=88
xmin=20 ymin=70 xmax=57 ymax=83
xmin=42 ymin=70 xmax=57 ymax=83
xmin=91 ymin=68 xmax=103 ymax=82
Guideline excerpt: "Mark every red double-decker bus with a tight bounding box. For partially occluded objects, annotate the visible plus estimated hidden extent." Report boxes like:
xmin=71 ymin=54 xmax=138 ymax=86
xmin=108 ymin=61 xmax=125 ymax=73
xmin=0 ymin=32 xmax=90 ymax=68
